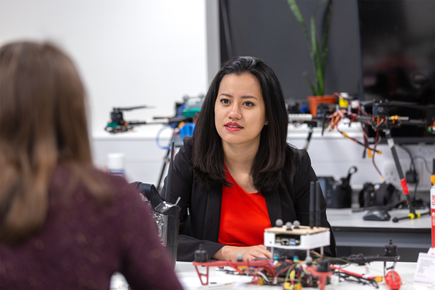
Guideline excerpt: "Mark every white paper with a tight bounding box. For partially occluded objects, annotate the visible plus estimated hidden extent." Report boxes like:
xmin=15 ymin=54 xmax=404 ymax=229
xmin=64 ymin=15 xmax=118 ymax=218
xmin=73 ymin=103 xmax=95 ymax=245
xmin=413 ymin=252 xmax=435 ymax=285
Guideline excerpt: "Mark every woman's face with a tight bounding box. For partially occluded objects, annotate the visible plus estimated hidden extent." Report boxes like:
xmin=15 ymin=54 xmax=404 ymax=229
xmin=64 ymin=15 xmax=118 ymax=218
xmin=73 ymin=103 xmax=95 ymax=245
xmin=214 ymin=73 xmax=267 ymax=148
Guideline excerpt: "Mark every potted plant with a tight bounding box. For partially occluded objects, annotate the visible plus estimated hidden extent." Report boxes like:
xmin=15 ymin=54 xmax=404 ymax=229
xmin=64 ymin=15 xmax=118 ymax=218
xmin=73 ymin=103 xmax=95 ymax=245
xmin=287 ymin=0 xmax=335 ymax=115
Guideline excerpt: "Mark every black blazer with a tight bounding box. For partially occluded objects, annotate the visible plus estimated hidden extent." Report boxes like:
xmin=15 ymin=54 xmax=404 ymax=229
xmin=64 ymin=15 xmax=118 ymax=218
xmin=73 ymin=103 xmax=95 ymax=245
xmin=162 ymin=138 xmax=336 ymax=261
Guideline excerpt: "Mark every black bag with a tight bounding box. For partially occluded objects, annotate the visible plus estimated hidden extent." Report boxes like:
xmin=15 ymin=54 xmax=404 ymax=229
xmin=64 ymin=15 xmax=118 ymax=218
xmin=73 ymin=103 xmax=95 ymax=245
xmin=318 ymin=166 xmax=357 ymax=208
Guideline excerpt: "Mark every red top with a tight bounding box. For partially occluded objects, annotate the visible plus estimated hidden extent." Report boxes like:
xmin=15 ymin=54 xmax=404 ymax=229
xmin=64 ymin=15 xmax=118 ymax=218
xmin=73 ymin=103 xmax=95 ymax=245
xmin=218 ymin=169 xmax=271 ymax=246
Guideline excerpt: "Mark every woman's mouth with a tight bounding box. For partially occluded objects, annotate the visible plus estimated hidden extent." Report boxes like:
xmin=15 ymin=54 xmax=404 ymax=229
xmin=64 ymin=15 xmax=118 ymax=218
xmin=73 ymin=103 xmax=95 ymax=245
xmin=225 ymin=122 xmax=243 ymax=131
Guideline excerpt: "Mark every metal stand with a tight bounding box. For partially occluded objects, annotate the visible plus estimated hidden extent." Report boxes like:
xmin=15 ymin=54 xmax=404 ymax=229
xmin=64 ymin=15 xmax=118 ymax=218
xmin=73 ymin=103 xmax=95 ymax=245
xmin=156 ymin=130 xmax=183 ymax=193
xmin=382 ymin=129 xmax=432 ymax=223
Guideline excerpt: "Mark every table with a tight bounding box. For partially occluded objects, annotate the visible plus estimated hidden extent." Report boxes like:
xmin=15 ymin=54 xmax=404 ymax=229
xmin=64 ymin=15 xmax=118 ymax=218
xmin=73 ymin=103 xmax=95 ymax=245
xmin=326 ymin=209 xmax=432 ymax=262
xmin=174 ymin=261 xmax=430 ymax=289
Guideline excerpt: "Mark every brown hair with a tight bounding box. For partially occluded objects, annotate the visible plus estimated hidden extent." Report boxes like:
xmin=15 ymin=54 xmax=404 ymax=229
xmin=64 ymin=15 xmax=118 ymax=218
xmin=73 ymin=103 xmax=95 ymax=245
xmin=0 ymin=41 xmax=111 ymax=243
xmin=192 ymin=56 xmax=296 ymax=194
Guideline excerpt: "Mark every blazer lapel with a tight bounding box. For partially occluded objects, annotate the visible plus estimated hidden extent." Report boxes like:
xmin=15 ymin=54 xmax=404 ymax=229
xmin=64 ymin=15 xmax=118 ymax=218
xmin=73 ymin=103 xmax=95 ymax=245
xmin=265 ymin=189 xmax=282 ymax=227
xmin=203 ymin=186 xmax=222 ymax=241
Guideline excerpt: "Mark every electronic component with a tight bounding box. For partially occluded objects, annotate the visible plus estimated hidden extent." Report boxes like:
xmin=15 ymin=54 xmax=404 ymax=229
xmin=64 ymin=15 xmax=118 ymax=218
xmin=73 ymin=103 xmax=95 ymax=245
xmin=264 ymin=225 xmax=330 ymax=259
xmin=265 ymin=180 xmax=330 ymax=259
xmin=192 ymin=181 xmax=401 ymax=289
xmin=131 ymin=142 xmax=180 ymax=263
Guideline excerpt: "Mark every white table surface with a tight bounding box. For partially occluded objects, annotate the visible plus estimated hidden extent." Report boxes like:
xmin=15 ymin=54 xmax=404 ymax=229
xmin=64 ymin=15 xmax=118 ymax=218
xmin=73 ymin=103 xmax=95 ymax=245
xmin=325 ymin=208 xmax=432 ymax=257
xmin=326 ymin=208 xmax=431 ymax=229
xmin=174 ymin=261 xmax=432 ymax=290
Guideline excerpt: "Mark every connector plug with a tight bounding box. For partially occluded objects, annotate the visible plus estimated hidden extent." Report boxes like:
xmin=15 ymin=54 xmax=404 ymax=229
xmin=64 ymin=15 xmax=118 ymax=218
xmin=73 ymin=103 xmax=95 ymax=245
xmin=405 ymin=169 xmax=418 ymax=184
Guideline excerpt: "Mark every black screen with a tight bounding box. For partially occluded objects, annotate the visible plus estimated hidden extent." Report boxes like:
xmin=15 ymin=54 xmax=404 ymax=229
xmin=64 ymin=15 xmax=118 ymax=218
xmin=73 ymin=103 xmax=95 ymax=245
xmin=219 ymin=0 xmax=362 ymax=107
xmin=358 ymin=0 xmax=435 ymax=143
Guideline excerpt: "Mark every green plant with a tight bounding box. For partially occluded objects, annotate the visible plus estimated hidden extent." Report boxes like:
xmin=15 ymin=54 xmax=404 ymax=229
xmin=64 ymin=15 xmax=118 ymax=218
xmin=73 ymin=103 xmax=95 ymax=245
xmin=287 ymin=0 xmax=332 ymax=96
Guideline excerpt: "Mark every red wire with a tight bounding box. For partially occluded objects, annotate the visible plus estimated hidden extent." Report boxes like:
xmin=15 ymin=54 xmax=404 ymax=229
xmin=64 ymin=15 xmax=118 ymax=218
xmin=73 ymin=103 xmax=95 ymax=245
xmin=372 ymin=131 xmax=383 ymax=178
xmin=336 ymin=126 xmax=381 ymax=153
xmin=331 ymin=265 xmax=376 ymax=280
xmin=274 ymin=265 xmax=292 ymax=278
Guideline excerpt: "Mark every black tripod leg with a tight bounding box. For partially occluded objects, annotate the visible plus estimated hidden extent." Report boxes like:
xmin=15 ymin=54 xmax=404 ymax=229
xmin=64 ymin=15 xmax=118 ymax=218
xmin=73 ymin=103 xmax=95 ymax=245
xmin=304 ymin=126 xmax=313 ymax=150
xmin=385 ymin=129 xmax=415 ymax=215
xmin=156 ymin=148 xmax=170 ymax=193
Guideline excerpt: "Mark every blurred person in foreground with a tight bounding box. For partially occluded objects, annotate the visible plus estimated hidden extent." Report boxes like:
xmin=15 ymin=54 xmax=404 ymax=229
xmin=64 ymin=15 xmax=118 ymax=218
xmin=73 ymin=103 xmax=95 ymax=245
xmin=0 ymin=41 xmax=183 ymax=290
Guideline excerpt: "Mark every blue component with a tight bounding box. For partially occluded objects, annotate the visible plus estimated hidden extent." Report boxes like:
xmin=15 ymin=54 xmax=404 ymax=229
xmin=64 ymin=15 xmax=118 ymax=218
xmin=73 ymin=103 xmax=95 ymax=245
xmin=155 ymin=125 xmax=173 ymax=150
xmin=177 ymin=104 xmax=185 ymax=118
xmin=179 ymin=123 xmax=195 ymax=140
xmin=293 ymin=255 xmax=299 ymax=262
xmin=273 ymin=253 xmax=280 ymax=260
xmin=290 ymin=239 xmax=296 ymax=246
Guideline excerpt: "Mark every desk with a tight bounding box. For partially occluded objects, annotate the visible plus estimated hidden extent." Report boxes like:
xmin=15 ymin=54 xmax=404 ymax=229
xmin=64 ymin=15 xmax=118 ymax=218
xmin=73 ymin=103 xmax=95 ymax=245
xmin=326 ymin=209 xmax=431 ymax=261
xmin=174 ymin=261 xmax=429 ymax=290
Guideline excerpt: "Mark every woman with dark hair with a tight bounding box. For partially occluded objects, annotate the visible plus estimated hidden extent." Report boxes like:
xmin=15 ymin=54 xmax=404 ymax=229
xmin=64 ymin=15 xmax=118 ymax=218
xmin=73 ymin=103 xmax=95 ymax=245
xmin=162 ymin=56 xmax=335 ymax=261
xmin=0 ymin=41 xmax=183 ymax=290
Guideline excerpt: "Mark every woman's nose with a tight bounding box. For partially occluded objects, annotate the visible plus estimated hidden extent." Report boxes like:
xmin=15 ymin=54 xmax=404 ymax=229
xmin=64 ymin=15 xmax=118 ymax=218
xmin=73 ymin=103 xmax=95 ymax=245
xmin=228 ymin=104 xmax=241 ymax=119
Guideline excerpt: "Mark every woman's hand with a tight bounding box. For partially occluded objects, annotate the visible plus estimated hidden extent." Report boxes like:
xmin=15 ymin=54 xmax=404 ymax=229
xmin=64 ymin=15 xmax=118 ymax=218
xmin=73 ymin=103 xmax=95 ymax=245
xmin=212 ymin=245 xmax=272 ymax=261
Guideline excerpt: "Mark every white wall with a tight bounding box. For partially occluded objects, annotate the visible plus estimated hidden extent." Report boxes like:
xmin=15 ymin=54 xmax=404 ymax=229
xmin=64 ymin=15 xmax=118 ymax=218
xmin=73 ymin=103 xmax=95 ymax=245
xmin=92 ymin=123 xmax=435 ymax=193
xmin=0 ymin=0 xmax=210 ymax=132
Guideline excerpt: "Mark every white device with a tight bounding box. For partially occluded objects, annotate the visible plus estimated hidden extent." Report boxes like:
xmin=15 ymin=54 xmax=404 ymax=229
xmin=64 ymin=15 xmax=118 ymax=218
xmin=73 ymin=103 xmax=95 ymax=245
xmin=264 ymin=225 xmax=330 ymax=258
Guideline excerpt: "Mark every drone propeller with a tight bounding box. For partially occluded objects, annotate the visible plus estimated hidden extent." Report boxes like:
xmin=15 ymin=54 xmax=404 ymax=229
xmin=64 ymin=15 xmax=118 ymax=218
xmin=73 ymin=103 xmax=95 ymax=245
xmin=360 ymin=100 xmax=420 ymax=107
xmin=113 ymin=105 xmax=153 ymax=112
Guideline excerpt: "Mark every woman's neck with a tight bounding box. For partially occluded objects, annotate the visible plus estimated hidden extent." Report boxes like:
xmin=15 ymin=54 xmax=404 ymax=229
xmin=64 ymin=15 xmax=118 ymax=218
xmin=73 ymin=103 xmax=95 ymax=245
xmin=222 ymin=141 xmax=259 ymax=174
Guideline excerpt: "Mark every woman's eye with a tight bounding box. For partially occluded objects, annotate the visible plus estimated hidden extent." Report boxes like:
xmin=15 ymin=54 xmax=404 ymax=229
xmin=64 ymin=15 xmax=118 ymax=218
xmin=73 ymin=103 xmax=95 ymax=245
xmin=220 ymin=99 xmax=230 ymax=104
xmin=244 ymin=101 xmax=254 ymax=107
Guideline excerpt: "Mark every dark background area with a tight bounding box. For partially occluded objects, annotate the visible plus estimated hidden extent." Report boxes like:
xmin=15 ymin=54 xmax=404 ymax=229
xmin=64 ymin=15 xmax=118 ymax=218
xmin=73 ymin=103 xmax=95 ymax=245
xmin=219 ymin=0 xmax=362 ymax=106
xmin=358 ymin=0 xmax=435 ymax=142
xmin=219 ymin=0 xmax=435 ymax=143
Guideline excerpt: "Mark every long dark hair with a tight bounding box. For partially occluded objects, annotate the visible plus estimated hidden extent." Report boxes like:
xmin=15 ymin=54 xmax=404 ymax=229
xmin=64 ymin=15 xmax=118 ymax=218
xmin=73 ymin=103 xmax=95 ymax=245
xmin=0 ymin=41 xmax=111 ymax=244
xmin=192 ymin=56 xmax=296 ymax=194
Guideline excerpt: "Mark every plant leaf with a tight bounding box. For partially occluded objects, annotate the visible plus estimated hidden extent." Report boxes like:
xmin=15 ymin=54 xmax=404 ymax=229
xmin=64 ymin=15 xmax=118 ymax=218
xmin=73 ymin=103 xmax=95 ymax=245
xmin=287 ymin=0 xmax=310 ymax=47
xmin=310 ymin=15 xmax=322 ymax=95
xmin=287 ymin=0 xmax=332 ymax=96
xmin=305 ymin=76 xmax=317 ymax=96
xmin=320 ymin=0 xmax=332 ymax=93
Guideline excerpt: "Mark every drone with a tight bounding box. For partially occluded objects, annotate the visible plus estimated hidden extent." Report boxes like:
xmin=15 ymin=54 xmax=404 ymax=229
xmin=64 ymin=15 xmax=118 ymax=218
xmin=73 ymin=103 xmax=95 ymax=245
xmin=192 ymin=182 xmax=402 ymax=290
xmin=104 ymin=106 xmax=193 ymax=133
xmin=289 ymin=99 xmax=435 ymax=222
xmin=105 ymin=95 xmax=204 ymax=133
xmin=193 ymin=233 xmax=400 ymax=290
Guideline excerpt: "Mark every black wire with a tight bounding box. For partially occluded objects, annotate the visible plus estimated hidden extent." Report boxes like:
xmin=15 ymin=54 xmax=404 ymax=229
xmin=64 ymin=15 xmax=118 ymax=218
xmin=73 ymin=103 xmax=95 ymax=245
xmin=335 ymin=272 xmax=379 ymax=288
xmin=372 ymin=131 xmax=383 ymax=177
xmin=397 ymin=145 xmax=415 ymax=171
xmin=398 ymin=145 xmax=420 ymax=201
xmin=413 ymin=155 xmax=432 ymax=174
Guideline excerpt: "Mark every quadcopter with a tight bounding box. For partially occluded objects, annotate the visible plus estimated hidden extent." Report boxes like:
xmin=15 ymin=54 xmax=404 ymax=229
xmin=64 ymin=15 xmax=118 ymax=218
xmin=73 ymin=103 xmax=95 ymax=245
xmin=192 ymin=182 xmax=402 ymax=290
xmin=105 ymin=95 xmax=204 ymax=134
xmin=289 ymin=99 xmax=435 ymax=222
xmin=193 ymin=232 xmax=400 ymax=290
xmin=104 ymin=106 xmax=192 ymax=133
